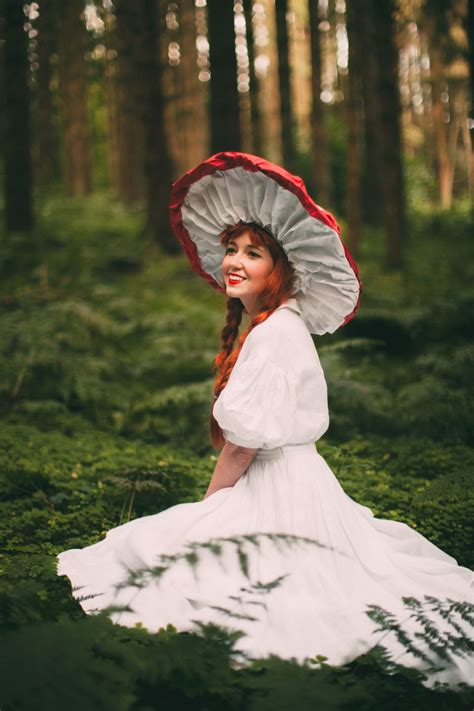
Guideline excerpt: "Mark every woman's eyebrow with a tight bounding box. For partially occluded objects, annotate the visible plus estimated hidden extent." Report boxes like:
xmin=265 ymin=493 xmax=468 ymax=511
xmin=227 ymin=240 xmax=263 ymax=249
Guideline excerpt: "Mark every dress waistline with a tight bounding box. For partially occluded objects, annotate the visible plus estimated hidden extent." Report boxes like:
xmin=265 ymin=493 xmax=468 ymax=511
xmin=254 ymin=442 xmax=317 ymax=461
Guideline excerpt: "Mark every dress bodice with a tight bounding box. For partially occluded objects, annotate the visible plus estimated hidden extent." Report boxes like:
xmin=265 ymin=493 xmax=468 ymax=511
xmin=212 ymin=298 xmax=330 ymax=449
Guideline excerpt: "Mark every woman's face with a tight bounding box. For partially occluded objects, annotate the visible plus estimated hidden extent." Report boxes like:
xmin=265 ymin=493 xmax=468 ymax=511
xmin=221 ymin=230 xmax=274 ymax=317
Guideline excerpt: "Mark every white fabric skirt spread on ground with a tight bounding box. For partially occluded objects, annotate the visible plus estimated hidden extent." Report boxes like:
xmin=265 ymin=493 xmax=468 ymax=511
xmin=57 ymin=442 xmax=474 ymax=688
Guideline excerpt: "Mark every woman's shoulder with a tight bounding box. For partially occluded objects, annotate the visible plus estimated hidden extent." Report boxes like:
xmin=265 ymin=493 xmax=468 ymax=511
xmin=245 ymin=304 xmax=317 ymax=367
xmin=253 ymin=300 xmax=311 ymax=339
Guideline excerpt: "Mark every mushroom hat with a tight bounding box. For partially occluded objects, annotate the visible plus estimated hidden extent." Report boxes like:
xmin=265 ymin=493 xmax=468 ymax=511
xmin=169 ymin=151 xmax=362 ymax=335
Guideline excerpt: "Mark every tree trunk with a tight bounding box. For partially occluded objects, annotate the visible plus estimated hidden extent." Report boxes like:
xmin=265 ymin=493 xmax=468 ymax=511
xmin=207 ymin=0 xmax=241 ymax=153
xmin=176 ymin=0 xmax=209 ymax=171
xmin=275 ymin=0 xmax=296 ymax=169
xmin=134 ymin=0 xmax=177 ymax=251
xmin=0 ymin=12 xmax=6 ymax=178
xmin=243 ymin=0 xmax=264 ymax=156
xmin=467 ymin=0 xmax=474 ymax=205
xmin=345 ymin=0 xmax=364 ymax=258
xmin=102 ymin=6 xmax=119 ymax=195
xmin=258 ymin=0 xmax=282 ymax=163
xmin=461 ymin=99 xmax=473 ymax=202
xmin=4 ymin=0 xmax=34 ymax=231
xmin=36 ymin=0 xmax=59 ymax=187
xmin=372 ymin=0 xmax=406 ymax=269
xmin=114 ymin=1 xmax=143 ymax=202
xmin=360 ymin=1 xmax=384 ymax=226
xmin=308 ymin=0 xmax=331 ymax=206
xmin=468 ymin=0 xmax=474 ymax=125
xmin=430 ymin=49 xmax=458 ymax=210
xmin=58 ymin=0 xmax=92 ymax=195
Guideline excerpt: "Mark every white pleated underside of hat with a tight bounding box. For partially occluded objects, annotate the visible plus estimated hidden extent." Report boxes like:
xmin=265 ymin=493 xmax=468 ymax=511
xmin=181 ymin=166 xmax=360 ymax=335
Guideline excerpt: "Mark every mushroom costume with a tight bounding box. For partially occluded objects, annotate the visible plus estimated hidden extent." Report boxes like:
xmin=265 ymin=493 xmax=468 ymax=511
xmin=57 ymin=153 xmax=473 ymax=690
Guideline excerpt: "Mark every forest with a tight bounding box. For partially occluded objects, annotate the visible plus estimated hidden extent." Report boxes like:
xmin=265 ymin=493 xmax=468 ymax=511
xmin=0 ymin=0 xmax=473 ymax=708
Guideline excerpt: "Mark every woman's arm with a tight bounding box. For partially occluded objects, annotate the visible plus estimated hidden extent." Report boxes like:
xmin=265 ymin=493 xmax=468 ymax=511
xmin=203 ymin=441 xmax=259 ymax=499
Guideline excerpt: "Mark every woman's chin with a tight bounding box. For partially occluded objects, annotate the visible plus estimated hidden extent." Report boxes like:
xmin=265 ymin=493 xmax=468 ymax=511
xmin=226 ymin=285 xmax=246 ymax=297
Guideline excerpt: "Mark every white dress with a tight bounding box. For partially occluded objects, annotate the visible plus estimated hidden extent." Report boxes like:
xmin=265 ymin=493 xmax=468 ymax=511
xmin=57 ymin=298 xmax=474 ymax=688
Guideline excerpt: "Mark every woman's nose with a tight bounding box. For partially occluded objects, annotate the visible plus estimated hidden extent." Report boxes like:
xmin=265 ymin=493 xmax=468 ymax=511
xmin=227 ymin=252 xmax=244 ymax=268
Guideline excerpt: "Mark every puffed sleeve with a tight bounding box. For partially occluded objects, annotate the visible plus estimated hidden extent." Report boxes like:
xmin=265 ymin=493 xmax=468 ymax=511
xmin=212 ymin=354 xmax=298 ymax=449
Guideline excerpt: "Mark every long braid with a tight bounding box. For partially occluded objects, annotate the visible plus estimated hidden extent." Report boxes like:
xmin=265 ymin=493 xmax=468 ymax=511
xmin=209 ymin=222 xmax=298 ymax=450
xmin=214 ymin=297 xmax=243 ymax=373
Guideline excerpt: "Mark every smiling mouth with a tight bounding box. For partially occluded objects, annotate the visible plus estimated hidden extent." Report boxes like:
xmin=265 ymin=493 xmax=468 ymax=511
xmin=227 ymin=274 xmax=246 ymax=285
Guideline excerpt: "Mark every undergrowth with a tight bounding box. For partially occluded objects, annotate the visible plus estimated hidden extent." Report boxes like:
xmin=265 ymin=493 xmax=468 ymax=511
xmin=0 ymin=193 xmax=473 ymax=708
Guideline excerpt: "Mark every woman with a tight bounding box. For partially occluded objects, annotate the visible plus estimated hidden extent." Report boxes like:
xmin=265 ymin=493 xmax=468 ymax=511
xmin=57 ymin=152 xmax=473 ymax=688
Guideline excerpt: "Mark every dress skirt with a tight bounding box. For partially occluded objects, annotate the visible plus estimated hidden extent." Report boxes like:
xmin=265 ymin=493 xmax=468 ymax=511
xmin=57 ymin=442 xmax=474 ymax=688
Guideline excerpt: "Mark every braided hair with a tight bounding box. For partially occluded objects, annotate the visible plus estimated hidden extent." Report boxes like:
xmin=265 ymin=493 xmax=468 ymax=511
xmin=210 ymin=222 xmax=297 ymax=450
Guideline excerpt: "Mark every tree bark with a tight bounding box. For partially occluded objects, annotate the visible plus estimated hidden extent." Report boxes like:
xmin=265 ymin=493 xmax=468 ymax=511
xmin=467 ymin=0 xmax=474 ymax=204
xmin=360 ymin=1 xmax=384 ymax=226
xmin=243 ymin=0 xmax=264 ymax=156
xmin=58 ymin=0 xmax=92 ymax=195
xmin=113 ymin=1 xmax=143 ymax=202
xmin=372 ymin=0 xmax=406 ymax=269
xmin=4 ymin=0 xmax=34 ymax=231
xmin=308 ymin=0 xmax=331 ymax=206
xmin=36 ymin=0 xmax=59 ymax=187
xmin=0 ymin=12 xmax=6 ymax=182
xmin=259 ymin=0 xmax=282 ymax=163
xmin=431 ymin=49 xmax=455 ymax=209
xmin=420 ymin=0 xmax=467 ymax=209
xmin=207 ymin=0 xmax=241 ymax=153
xmin=176 ymin=0 xmax=209 ymax=170
xmin=468 ymin=0 xmax=474 ymax=125
xmin=102 ymin=6 xmax=119 ymax=195
xmin=134 ymin=0 xmax=177 ymax=250
xmin=345 ymin=0 xmax=364 ymax=257
xmin=275 ymin=0 xmax=296 ymax=169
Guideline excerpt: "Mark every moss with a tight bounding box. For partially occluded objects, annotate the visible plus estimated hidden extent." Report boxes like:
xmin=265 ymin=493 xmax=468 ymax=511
xmin=0 ymin=195 xmax=472 ymax=703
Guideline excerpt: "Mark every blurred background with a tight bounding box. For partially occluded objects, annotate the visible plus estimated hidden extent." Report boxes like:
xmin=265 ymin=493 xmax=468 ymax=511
xmin=1 ymin=3 xmax=474 ymax=705
xmin=1 ymin=0 xmax=473 ymax=261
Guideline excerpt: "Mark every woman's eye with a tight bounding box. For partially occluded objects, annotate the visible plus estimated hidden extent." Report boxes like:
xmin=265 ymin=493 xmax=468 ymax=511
xmin=224 ymin=247 xmax=260 ymax=257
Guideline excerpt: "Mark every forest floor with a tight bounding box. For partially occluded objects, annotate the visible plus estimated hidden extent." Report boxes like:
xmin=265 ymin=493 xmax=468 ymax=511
xmin=0 ymin=192 xmax=473 ymax=709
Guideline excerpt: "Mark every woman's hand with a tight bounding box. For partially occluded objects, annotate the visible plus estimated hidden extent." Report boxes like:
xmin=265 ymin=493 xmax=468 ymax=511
xmin=203 ymin=441 xmax=259 ymax=500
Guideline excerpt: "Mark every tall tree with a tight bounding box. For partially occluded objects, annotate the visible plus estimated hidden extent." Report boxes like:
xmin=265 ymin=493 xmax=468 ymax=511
xmin=113 ymin=1 xmax=143 ymax=202
xmin=360 ymin=1 xmax=384 ymax=226
xmin=345 ymin=0 xmax=364 ymax=257
xmin=134 ymin=0 xmax=177 ymax=250
xmin=421 ymin=0 xmax=470 ymax=208
xmin=58 ymin=0 xmax=92 ymax=195
xmin=207 ymin=0 xmax=241 ymax=152
xmin=275 ymin=0 xmax=296 ymax=169
xmin=430 ymin=45 xmax=457 ymax=208
xmin=469 ymin=0 xmax=474 ymax=127
xmin=102 ymin=6 xmax=120 ymax=196
xmin=0 ymin=11 xmax=6 ymax=175
xmin=308 ymin=0 xmax=331 ymax=206
xmin=243 ymin=0 xmax=264 ymax=156
xmin=36 ymin=0 xmax=59 ymax=187
xmin=176 ymin=0 xmax=209 ymax=170
xmin=4 ymin=0 xmax=34 ymax=231
xmin=373 ymin=0 xmax=406 ymax=268
xmin=468 ymin=0 xmax=474 ymax=204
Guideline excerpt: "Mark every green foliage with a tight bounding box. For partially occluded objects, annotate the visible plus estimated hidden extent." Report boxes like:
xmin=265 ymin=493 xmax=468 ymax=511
xmin=0 ymin=421 xmax=213 ymax=629
xmin=0 ymin=588 xmax=472 ymax=709
xmin=0 ymin=584 xmax=473 ymax=711
xmin=0 ymin=195 xmax=473 ymax=705
xmin=318 ymin=438 xmax=474 ymax=569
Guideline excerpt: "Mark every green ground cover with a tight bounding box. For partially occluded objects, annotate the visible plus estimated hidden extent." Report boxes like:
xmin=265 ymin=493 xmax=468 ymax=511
xmin=0 ymin=193 xmax=473 ymax=709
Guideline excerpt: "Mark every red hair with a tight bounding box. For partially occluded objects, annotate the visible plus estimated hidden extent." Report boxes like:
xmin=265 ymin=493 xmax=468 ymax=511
xmin=210 ymin=222 xmax=297 ymax=450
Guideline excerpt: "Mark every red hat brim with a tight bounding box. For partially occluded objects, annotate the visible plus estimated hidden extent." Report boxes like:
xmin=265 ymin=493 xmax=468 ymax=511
xmin=170 ymin=151 xmax=362 ymax=333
